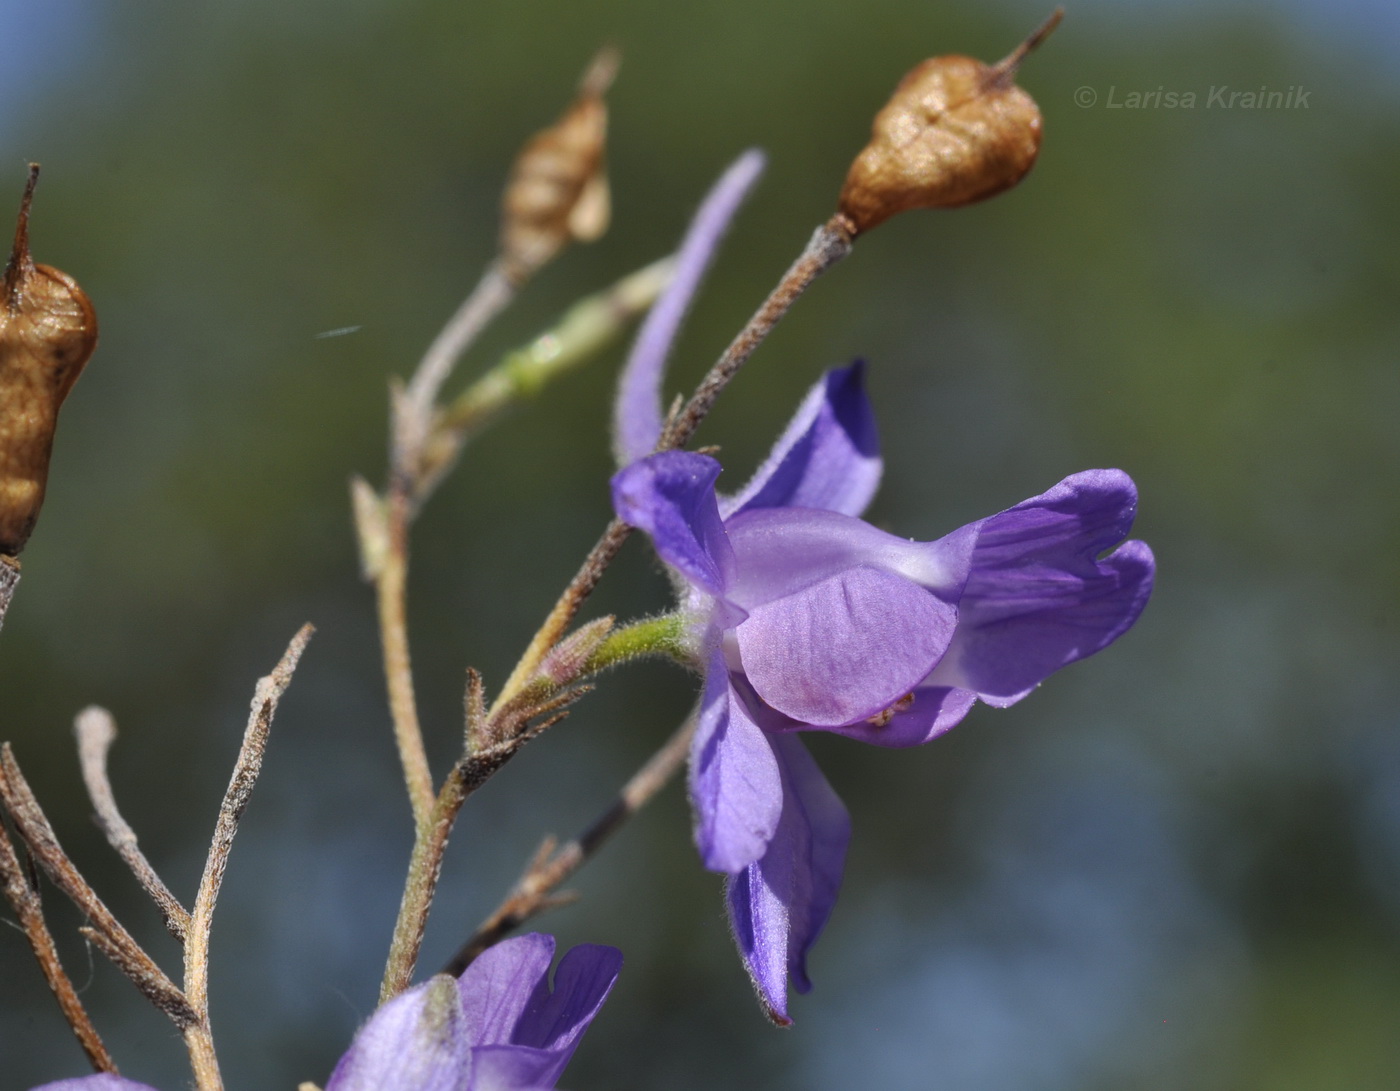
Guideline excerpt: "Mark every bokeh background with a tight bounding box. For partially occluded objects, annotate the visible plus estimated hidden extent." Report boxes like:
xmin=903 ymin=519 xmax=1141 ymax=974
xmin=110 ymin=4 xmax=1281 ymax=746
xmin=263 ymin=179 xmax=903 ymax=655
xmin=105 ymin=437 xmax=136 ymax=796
xmin=2 ymin=0 xmax=1398 ymax=1087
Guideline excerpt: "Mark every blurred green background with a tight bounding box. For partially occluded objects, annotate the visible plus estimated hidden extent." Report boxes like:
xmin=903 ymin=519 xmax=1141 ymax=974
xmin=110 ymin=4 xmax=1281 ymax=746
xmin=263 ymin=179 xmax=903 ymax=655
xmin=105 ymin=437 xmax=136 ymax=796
xmin=2 ymin=0 xmax=1398 ymax=1087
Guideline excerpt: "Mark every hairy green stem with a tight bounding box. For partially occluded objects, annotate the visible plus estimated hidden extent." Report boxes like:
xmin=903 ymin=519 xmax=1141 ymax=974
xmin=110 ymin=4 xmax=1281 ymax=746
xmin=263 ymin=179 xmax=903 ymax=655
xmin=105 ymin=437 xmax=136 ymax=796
xmin=379 ymin=772 xmax=470 ymax=1002
xmin=584 ymin=612 xmax=691 ymax=674
xmin=443 ymin=257 xmax=673 ymax=434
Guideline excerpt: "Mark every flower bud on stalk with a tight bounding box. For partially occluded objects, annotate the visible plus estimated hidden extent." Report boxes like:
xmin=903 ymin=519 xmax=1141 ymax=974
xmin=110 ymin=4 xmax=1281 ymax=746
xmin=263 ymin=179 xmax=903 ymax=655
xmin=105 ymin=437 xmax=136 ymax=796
xmin=837 ymin=8 xmax=1063 ymax=236
xmin=499 ymin=46 xmax=616 ymax=284
xmin=0 ymin=165 xmax=97 ymax=557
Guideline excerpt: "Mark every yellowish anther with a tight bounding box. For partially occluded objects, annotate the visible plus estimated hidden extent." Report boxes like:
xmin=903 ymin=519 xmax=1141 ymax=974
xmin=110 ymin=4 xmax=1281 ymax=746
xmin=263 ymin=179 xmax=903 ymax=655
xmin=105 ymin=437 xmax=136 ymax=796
xmin=866 ymin=693 xmax=916 ymax=728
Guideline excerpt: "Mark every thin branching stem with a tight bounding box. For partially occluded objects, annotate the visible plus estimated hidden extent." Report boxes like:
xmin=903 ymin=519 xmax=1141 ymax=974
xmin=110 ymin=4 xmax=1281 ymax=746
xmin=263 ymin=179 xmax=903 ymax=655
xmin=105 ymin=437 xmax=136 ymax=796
xmin=379 ymin=685 xmax=592 ymax=1002
xmin=379 ymin=763 xmax=473 ymax=1002
xmin=0 ymin=745 xmax=195 ymax=1027
xmin=444 ymin=714 xmax=697 ymax=973
xmin=75 ymin=706 xmax=191 ymax=942
xmin=185 ymin=624 xmax=313 ymax=1091
xmin=374 ymin=489 xmax=436 ymax=828
xmin=368 ymin=258 xmax=674 ymax=999
xmin=372 ymin=264 xmax=518 ymax=829
xmin=660 ymin=217 xmax=854 ymax=450
xmin=490 ymin=520 xmax=630 ymax=715
xmin=372 ymin=258 xmax=672 ymax=827
xmin=0 ymin=818 xmax=115 ymax=1073
xmin=398 ymin=261 xmax=517 ymax=461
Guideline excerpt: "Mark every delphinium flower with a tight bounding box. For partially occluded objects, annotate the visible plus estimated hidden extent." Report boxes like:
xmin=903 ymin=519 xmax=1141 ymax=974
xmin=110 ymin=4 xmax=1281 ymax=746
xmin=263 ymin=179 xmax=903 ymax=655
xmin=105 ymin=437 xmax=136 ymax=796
xmin=609 ymin=155 xmax=1154 ymax=1024
xmin=30 ymin=933 xmax=621 ymax=1091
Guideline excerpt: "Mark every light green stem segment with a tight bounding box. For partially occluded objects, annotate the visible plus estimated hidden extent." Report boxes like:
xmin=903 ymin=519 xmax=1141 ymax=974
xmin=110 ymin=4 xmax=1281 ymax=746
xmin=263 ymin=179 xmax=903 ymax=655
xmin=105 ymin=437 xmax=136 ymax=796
xmin=585 ymin=612 xmax=692 ymax=674
xmin=439 ymin=256 xmax=674 ymax=436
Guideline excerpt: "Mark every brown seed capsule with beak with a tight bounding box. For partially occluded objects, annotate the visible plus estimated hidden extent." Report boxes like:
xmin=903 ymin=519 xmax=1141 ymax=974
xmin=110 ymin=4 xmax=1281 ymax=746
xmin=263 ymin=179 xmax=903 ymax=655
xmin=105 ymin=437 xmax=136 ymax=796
xmin=0 ymin=165 xmax=98 ymax=556
xmin=837 ymin=9 xmax=1063 ymax=236
xmin=499 ymin=47 xmax=616 ymax=285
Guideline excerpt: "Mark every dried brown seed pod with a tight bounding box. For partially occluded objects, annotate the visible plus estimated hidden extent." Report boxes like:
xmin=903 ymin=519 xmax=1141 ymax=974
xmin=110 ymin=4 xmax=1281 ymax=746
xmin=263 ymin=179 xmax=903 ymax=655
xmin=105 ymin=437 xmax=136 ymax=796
xmin=0 ymin=166 xmax=98 ymax=556
xmin=837 ymin=9 xmax=1063 ymax=236
xmin=499 ymin=47 xmax=617 ymax=284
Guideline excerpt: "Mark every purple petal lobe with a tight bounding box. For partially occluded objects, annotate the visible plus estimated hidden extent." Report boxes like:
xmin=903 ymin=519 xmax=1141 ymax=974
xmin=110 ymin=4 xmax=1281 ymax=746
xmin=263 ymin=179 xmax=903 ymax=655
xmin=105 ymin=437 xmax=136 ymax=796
xmin=29 ymin=1080 xmax=161 ymax=1091
xmin=467 ymin=1044 xmax=560 ymax=1090
xmin=724 ymin=506 xmax=975 ymax=611
xmin=458 ymin=933 xmax=557 ymax=1049
xmin=722 ymin=362 xmax=882 ymax=519
xmin=510 ymin=943 xmax=623 ymax=1058
xmin=690 ymin=652 xmax=783 ymax=872
xmin=326 ymin=975 xmax=470 ymax=1091
xmin=736 ymin=565 xmax=957 ymax=727
xmin=929 ymin=470 xmax=1155 ymax=703
xmin=611 ymin=452 xmax=735 ymax=595
xmin=613 ymin=150 xmax=767 ymax=465
xmin=727 ymin=735 xmax=850 ymax=1023
xmin=459 ymin=939 xmax=621 ymax=1089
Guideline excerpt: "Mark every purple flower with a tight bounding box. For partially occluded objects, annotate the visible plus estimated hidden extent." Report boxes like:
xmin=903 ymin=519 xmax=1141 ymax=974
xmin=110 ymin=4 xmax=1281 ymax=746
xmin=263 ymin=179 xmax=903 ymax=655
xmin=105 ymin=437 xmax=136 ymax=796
xmin=612 ymin=361 xmax=1154 ymax=1022
xmin=609 ymin=153 xmax=1152 ymax=1024
xmin=31 ymin=934 xmax=621 ymax=1091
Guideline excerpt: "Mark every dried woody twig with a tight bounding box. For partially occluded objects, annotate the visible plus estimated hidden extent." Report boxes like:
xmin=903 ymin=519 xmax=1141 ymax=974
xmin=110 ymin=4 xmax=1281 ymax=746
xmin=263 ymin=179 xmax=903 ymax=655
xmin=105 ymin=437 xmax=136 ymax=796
xmin=0 ymin=745 xmax=197 ymax=1027
xmin=184 ymin=624 xmax=313 ymax=1090
xmin=443 ymin=713 xmax=697 ymax=975
xmin=0 ymin=625 xmax=312 ymax=1090
xmin=76 ymin=706 xmax=191 ymax=942
xmin=0 ymin=815 xmax=115 ymax=1073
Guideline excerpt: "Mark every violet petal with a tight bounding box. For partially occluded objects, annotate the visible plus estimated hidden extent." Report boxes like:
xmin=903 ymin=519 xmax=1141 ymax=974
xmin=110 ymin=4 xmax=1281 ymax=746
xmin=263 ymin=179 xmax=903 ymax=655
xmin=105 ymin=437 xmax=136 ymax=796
xmin=458 ymin=940 xmax=621 ymax=1089
xmin=611 ymin=452 xmax=735 ymax=596
xmin=690 ymin=652 xmax=784 ymax=873
xmin=509 ymin=943 xmax=623 ymax=1060
xmin=325 ymin=975 xmax=471 ymax=1091
xmin=723 ymin=506 xmax=975 ymax=612
xmin=735 ymin=565 xmax=957 ymax=727
xmin=28 ymin=1080 xmax=161 ymax=1091
xmin=466 ymin=1045 xmax=559 ymax=1091
xmin=929 ymin=469 xmax=1155 ymax=703
xmin=613 ymin=150 xmax=767 ymax=466
xmin=726 ymin=735 xmax=850 ymax=1024
xmin=458 ymin=933 xmax=557 ymax=1049
xmin=721 ymin=362 xmax=881 ymax=520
